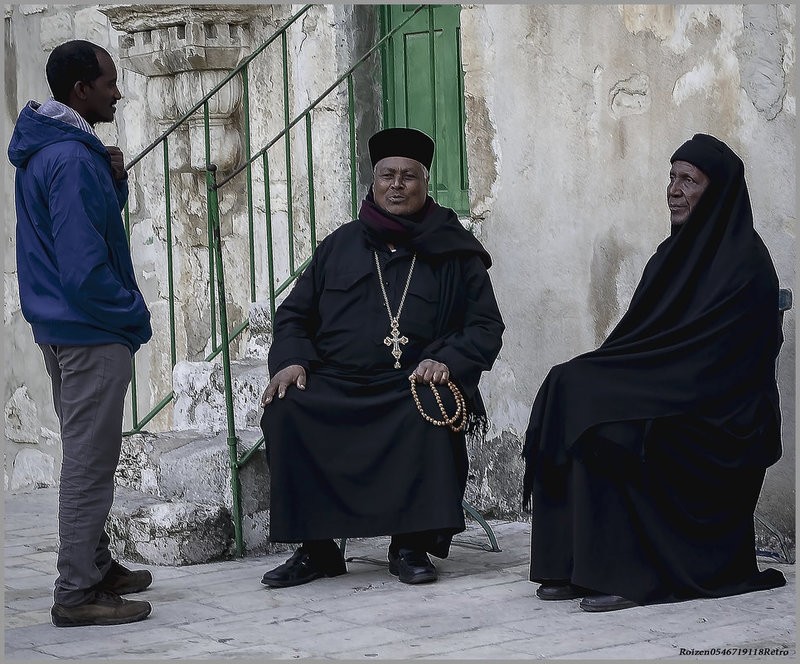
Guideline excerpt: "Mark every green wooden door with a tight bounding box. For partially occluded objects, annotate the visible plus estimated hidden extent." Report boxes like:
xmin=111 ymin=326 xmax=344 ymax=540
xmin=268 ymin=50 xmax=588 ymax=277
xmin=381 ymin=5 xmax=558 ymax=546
xmin=380 ymin=5 xmax=469 ymax=214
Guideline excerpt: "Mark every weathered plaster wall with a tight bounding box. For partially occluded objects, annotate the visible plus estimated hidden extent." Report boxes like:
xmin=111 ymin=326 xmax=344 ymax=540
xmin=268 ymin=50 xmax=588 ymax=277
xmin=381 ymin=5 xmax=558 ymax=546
xmin=461 ymin=4 xmax=795 ymax=543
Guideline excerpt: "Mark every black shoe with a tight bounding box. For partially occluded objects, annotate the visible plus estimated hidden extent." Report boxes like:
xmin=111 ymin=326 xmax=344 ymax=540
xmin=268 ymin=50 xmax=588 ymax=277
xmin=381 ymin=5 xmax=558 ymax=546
xmin=579 ymin=594 xmax=638 ymax=612
xmin=96 ymin=560 xmax=153 ymax=595
xmin=51 ymin=590 xmax=152 ymax=627
xmin=261 ymin=547 xmax=347 ymax=588
xmin=536 ymin=581 xmax=593 ymax=601
xmin=388 ymin=548 xmax=438 ymax=584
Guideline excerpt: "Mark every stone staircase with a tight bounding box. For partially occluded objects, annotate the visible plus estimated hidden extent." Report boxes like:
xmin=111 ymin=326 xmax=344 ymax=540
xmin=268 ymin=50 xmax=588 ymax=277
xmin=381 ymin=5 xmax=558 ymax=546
xmin=108 ymin=302 xmax=287 ymax=565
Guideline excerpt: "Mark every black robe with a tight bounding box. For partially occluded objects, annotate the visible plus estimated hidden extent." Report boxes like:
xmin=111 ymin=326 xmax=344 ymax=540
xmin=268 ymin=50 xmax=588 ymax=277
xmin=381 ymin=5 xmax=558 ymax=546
xmin=261 ymin=201 xmax=504 ymax=557
xmin=523 ymin=134 xmax=786 ymax=604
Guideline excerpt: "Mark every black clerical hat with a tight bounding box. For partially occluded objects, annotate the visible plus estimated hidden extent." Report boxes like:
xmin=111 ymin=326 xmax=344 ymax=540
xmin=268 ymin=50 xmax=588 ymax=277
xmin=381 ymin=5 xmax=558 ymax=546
xmin=368 ymin=127 xmax=435 ymax=169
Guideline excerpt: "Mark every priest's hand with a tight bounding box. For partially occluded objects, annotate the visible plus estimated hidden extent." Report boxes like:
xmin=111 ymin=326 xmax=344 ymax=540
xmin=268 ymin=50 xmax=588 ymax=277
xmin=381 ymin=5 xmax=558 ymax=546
xmin=411 ymin=359 xmax=450 ymax=385
xmin=261 ymin=365 xmax=306 ymax=407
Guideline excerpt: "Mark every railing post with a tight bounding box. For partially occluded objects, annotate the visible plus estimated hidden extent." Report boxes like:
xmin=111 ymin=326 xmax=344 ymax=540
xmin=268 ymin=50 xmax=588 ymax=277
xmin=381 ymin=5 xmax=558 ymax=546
xmin=124 ymin=203 xmax=139 ymax=431
xmin=163 ymin=137 xmax=177 ymax=368
xmin=282 ymin=30 xmax=295 ymax=275
xmin=207 ymin=163 xmax=244 ymax=557
xmin=427 ymin=5 xmax=438 ymax=198
xmin=347 ymin=75 xmax=357 ymax=219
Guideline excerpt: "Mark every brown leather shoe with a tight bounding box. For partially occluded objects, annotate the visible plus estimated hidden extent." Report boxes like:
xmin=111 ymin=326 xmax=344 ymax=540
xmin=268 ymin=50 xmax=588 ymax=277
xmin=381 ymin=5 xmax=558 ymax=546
xmin=96 ymin=560 xmax=153 ymax=594
xmin=51 ymin=590 xmax=152 ymax=627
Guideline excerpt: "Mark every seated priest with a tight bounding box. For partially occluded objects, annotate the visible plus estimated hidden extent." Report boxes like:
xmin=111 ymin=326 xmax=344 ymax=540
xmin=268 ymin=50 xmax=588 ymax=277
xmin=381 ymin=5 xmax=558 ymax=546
xmin=259 ymin=127 xmax=505 ymax=587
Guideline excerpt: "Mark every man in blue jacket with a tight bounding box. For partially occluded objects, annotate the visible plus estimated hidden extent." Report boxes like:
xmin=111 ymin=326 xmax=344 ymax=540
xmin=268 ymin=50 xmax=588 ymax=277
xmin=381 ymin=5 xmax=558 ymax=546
xmin=8 ymin=40 xmax=153 ymax=627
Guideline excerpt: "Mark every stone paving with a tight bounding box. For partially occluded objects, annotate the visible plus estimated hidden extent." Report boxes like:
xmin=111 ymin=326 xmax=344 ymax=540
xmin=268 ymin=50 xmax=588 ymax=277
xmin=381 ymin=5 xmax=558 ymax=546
xmin=3 ymin=487 xmax=796 ymax=660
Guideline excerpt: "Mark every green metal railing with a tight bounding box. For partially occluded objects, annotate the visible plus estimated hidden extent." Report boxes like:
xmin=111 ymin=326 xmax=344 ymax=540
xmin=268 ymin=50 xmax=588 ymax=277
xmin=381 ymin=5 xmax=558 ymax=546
xmin=123 ymin=4 xmax=314 ymax=434
xmin=123 ymin=4 xmax=499 ymax=557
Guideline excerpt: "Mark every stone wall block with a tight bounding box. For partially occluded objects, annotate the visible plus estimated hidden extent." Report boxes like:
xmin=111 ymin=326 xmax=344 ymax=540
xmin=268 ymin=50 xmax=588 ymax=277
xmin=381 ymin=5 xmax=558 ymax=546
xmin=158 ymin=436 xmax=232 ymax=506
xmin=231 ymin=360 xmax=269 ymax=430
xmin=172 ymin=358 xmax=268 ymax=432
xmin=172 ymin=360 xmax=226 ymax=432
xmin=10 ymin=448 xmax=57 ymax=490
xmin=116 ymin=432 xmax=161 ymax=496
xmin=464 ymin=429 xmax=526 ymax=520
xmin=4 ymin=273 xmax=21 ymax=326
xmin=246 ymin=300 xmax=273 ymax=359
xmin=74 ymin=8 xmax=112 ymax=49
xmin=5 ymin=386 xmax=41 ymax=444
xmin=40 ymin=13 xmax=73 ymax=52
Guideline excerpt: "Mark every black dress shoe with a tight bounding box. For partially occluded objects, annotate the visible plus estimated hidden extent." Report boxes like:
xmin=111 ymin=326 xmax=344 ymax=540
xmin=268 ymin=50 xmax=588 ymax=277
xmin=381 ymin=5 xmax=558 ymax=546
xmin=536 ymin=581 xmax=593 ymax=601
xmin=261 ymin=547 xmax=346 ymax=588
xmin=388 ymin=548 xmax=438 ymax=584
xmin=579 ymin=594 xmax=638 ymax=612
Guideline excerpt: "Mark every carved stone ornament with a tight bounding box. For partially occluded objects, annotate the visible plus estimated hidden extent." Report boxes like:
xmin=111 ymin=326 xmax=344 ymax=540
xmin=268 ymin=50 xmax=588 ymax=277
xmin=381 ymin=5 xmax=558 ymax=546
xmin=100 ymin=4 xmax=264 ymax=171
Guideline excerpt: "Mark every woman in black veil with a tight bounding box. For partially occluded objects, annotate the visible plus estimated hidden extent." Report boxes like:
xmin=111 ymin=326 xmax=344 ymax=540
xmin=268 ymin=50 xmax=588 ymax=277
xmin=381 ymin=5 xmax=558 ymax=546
xmin=523 ymin=134 xmax=787 ymax=611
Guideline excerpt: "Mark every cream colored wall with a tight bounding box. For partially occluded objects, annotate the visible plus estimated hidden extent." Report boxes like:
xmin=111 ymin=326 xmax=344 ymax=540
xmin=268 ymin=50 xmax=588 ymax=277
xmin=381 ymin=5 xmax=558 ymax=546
xmin=462 ymin=4 xmax=795 ymax=536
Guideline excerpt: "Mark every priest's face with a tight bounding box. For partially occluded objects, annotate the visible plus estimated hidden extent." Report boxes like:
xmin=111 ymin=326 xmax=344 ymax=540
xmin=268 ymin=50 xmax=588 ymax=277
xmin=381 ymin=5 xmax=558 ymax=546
xmin=373 ymin=157 xmax=429 ymax=216
xmin=667 ymin=160 xmax=710 ymax=226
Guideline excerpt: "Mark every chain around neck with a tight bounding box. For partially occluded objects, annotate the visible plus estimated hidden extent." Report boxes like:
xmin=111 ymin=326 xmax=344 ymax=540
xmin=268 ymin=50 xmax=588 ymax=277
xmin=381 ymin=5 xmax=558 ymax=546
xmin=374 ymin=251 xmax=417 ymax=368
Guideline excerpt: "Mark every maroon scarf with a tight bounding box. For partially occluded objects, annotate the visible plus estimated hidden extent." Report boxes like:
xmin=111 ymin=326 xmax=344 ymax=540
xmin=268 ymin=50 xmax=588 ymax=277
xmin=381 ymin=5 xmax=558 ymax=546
xmin=357 ymin=188 xmax=491 ymax=267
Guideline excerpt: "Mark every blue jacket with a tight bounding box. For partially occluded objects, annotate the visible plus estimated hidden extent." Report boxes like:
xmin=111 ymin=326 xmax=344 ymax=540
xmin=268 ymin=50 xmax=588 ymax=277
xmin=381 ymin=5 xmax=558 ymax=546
xmin=8 ymin=102 xmax=151 ymax=353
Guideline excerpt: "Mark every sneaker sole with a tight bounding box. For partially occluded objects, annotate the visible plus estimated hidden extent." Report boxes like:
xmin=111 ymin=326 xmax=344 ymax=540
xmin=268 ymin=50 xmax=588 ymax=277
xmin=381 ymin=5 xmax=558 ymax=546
xmin=97 ymin=583 xmax=152 ymax=595
xmin=51 ymin=605 xmax=152 ymax=627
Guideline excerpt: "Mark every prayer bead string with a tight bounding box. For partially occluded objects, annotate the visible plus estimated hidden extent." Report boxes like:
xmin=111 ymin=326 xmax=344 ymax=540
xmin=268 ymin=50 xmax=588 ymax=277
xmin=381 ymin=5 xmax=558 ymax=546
xmin=409 ymin=376 xmax=467 ymax=432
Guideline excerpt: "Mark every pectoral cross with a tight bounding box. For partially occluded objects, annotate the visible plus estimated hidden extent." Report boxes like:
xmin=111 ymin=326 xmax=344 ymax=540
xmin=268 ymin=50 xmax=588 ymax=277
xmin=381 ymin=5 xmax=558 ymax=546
xmin=384 ymin=318 xmax=408 ymax=369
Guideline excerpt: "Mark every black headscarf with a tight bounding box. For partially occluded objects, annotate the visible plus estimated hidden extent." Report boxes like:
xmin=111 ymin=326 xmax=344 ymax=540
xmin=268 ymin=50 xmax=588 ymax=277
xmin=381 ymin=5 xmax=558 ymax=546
xmin=522 ymin=134 xmax=783 ymax=508
xmin=358 ymin=187 xmax=491 ymax=267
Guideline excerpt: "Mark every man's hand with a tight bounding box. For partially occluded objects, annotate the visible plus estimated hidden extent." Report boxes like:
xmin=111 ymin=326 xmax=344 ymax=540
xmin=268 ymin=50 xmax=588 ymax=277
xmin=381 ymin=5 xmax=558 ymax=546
xmin=411 ymin=359 xmax=450 ymax=385
xmin=261 ymin=365 xmax=306 ymax=407
xmin=106 ymin=146 xmax=126 ymax=181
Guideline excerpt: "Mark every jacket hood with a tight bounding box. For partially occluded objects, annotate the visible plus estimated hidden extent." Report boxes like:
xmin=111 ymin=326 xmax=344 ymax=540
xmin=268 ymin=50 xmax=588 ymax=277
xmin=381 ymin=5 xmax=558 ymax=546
xmin=8 ymin=101 xmax=107 ymax=168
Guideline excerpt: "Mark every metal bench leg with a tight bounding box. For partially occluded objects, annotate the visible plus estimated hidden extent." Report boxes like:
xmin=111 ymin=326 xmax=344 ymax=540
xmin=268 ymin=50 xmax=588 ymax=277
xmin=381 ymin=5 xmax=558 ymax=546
xmin=338 ymin=501 xmax=500 ymax=557
xmin=462 ymin=499 xmax=501 ymax=552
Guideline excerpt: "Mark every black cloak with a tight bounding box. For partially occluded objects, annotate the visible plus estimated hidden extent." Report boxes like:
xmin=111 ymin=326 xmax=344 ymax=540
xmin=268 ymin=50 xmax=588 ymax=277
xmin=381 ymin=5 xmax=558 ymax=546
xmin=522 ymin=134 xmax=786 ymax=603
xmin=260 ymin=194 xmax=504 ymax=557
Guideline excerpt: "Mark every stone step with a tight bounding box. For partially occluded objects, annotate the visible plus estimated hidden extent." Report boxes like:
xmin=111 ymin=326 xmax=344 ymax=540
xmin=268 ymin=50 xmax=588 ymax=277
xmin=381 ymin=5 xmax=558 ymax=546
xmin=115 ymin=428 xmax=278 ymax=559
xmin=108 ymin=485 xmax=234 ymax=565
xmin=172 ymin=357 xmax=268 ymax=433
xmin=116 ymin=429 xmax=264 ymax=508
xmin=170 ymin=299 xmax=273 ymax=433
